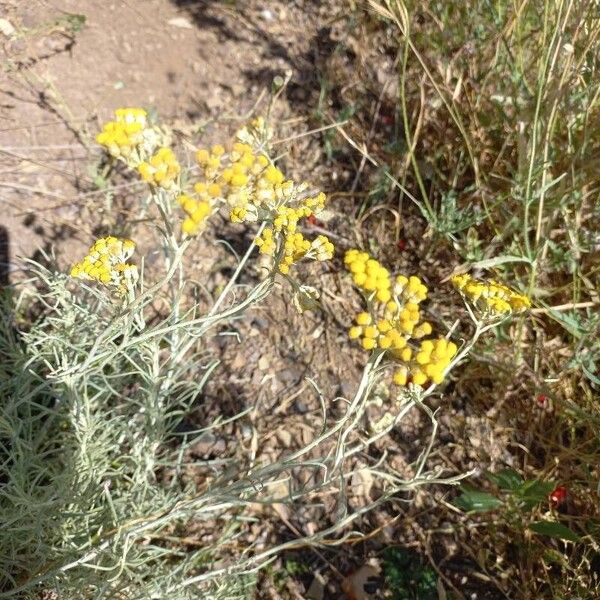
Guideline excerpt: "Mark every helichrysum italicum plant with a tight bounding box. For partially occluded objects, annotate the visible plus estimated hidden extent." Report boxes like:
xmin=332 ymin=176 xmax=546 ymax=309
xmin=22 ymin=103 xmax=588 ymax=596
xmin=0 ymin=104 xmax=530 ymax=599
xmin=0 ymin=106 xmax=342 ymax=598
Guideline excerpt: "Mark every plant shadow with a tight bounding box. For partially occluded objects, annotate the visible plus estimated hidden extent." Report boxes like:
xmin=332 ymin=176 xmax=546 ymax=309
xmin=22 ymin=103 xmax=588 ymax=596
xmin=170 ymin=0 xmax=345 ymax=119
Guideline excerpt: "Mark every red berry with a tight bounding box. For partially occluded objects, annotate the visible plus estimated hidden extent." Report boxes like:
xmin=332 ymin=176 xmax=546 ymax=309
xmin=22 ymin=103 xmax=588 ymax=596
xmin=397 ymin=239 xmax=407 ymax=251
xmin=536 ymin=394 xmax=548 ymax=408
xmin=307 ymin=213 xmax=317 ymax=226
xmin=549 ymin=485 xmax=567 ymax=507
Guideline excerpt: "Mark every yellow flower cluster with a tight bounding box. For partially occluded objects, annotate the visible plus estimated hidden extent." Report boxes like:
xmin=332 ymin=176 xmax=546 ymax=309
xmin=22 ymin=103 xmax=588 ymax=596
xmin=308 ymin=235 xmax=335 ymax=262
xmin=348 ymin=312 xmax=408 ymax=352
xmin=70 ymin=236 xmax=138 ymax=296
xmin=280 ymin=232 xmax=311 ymax=274
xmin=451 ymin=273 xmax=531 ymax=316
xmin=178 ymin=194 xmax=212 ymax=236
xmin=254 ymin=231 xmax=334 ymax=274
xmin=196 ymin=141 xmax=302 ymax=221
xmin=346 ymin=251 xmax=392 ymax=303
xmin=345 ymin=249 xmax=455 ymax=388
xmin=273 ymin=205 xmax=311 ymax=233
xmin=186 ymin=119 xmax=334 ymax=273
xmin=95 ymin=112 xmax=333 ymax=272
xmin=138 ymin=147 xmax=181 ymax=191
xmin=255 ymin=228 xmax=277 ymax=255
xmin=96 ymin=108 xmax=160 ymax=165
xmin=393 ymin=338 xmax=458 ymax=386
xmin=235 ymin=116 xmax=273 ymax=147
xmin=345 ymin=251 xmax=429 ymax=309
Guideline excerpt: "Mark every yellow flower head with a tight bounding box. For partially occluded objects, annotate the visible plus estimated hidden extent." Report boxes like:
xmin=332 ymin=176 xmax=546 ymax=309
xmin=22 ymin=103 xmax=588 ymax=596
xmin=188 ymin=118 xmax=334 ymax=273
xmin=152 ymin=117 xmax=335 ymax=278
xmin=279 ymin=232 xmax=312 ymax=274
xmin=451 ymin=273 xmax=531 ymax=316
xmin=70 ymin=236 xmax=138 ymax=297
xmin=96 ymin=107 xmax=162 ymax=167
xmin=344 ymin=250 xmax=392 ymax=300
xmin=255 ymin=228 xmax=276 ymax=256
xmin=307 ymin=235 xmax=335 ymax=262
xmin=178 ymin=194 xmax=212 ymax=236
xmin=138 ymin=147 xmax=181 ymax=191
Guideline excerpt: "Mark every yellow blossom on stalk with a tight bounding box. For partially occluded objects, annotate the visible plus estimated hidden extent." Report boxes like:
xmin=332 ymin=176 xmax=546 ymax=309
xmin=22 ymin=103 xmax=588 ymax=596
xmin=96 ymin=107 xmax=162 ymax=166
xmin=304 ymin=191 xmax=327 ymax=214
xmin=393 ymin=274 xmax=428 ymax=304
xmin=138 ymin=147 xmax=181 ymax=191
xmin=178 ymin=194 xmax=212 ymax=236
xmin=279 ymin=232 xmax=312 ymax=274
xmin=187 ymin=117 xmax=334 ymax=274
xmin=451 ymin=273 xmax=531 ymax=316
xmin=236 ymin=116 xmax=274 ymax=146
xmin=197 ymin=144 xmax=227 ymax=180
xmin=410 ymin=338 xmax=458 ymax=385
xmin=345 ymin=248 xmax=456 ymax=389
xmin=273 ymin=206 xmax=310 ymax=233
xmin=255 ymin=227 xmax=277 ymax=255
xmin=70 ymin=236 xmax=138 ymax=297
xmin=255 ymin=228 xmax=332 ymax=275
xmin=307 ymin=235 xmax=335 ymax=262
xmin=344 ymin=250 xmax=392 ymax=303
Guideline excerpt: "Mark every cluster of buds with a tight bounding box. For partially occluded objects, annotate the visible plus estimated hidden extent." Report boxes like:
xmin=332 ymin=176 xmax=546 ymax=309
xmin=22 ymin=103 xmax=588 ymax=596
xmin=185 ymin=118 xmax=334 ymax=273
xmin=178 ymin=192 xmax=212 ymax=236
xmin=95 ymin=111 xmax=333 ymax=275
xmin=451 ymin=273 xmax=531 ymax=316
xmin=345 ymin=249 xmax=455 ymax=389
xmin=279 ymin=232 xmax=312 ymax=274
xmin=138 ymin=147 xmax=181 ymax=191
xmin=394 ymin=338 xmax=457 ymax=386
xmin=70 ymin=236 xmax=138 ymax=297
xmin=277 ymin=233 xmax=334 ymax=275
xmin=346 ymin=250 xmax=393 ymax=303
xmin=96 ymin=108 xmax=162 ymax=167
xmin=92 ymin=111 xmax=335 ymax=294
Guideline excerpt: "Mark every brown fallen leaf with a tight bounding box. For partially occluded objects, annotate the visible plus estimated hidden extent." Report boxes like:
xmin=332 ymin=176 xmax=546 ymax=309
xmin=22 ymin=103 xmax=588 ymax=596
xmin=341 ymin=563 xmax=381 ymax=600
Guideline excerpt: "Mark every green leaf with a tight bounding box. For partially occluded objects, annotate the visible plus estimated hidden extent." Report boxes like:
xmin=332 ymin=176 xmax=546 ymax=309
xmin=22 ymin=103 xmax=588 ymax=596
xmin=487 ymin=468 xmax=524 ymax=491
xmin=382 ymin=548 xmax=439 ymax=600
xmin=454 ymin=487 xmax=503 ymax=512
xmin=529 ymin=521 xmax=580 ymax=542
xmin=516 ymin=480 xmax=555 ymax=509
